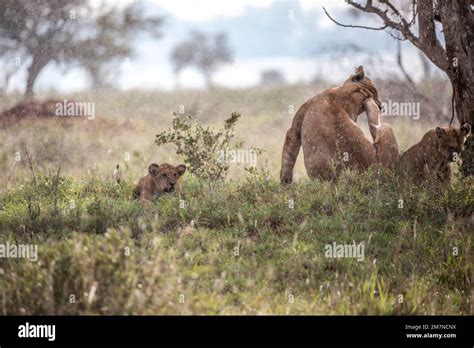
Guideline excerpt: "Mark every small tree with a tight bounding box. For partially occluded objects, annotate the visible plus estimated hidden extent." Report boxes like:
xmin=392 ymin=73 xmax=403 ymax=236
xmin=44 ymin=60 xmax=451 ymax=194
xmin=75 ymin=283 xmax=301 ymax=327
xmin=155 ymin=112 xmax=242 ymax=180
xmin=0 ymin=0 xmax=163 ymax=97
xmin=260 ymin=69 xmax=286 ymax=86
xmin=171 ymin=31 xmax=233 ymax=89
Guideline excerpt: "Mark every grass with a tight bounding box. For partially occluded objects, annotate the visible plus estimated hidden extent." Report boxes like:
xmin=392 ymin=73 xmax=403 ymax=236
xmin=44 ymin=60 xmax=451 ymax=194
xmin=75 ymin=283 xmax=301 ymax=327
xmin=0 ymin=168 xmax=471 ymax=315
xmin=0 ymin=83 xmax=471 ymax=315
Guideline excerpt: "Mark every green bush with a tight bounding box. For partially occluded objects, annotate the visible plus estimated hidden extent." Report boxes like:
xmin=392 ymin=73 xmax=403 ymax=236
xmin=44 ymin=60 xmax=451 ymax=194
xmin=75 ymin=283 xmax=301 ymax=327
xmin=155 ymin=112 xmax=245 ymax=180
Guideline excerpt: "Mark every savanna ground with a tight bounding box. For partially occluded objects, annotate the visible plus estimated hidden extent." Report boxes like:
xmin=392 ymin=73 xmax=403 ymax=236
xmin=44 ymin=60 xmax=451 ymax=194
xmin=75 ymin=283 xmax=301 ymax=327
xmin=0 ymin=79 xmax=472 ymax=314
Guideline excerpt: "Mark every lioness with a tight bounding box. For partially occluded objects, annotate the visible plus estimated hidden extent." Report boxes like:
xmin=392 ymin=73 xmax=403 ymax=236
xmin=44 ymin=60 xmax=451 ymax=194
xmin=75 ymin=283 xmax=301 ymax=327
xmin=280 ymin=66 xmax=387 ymax=182
xmin=398 ymin=124 xmax=471 ymax=184
xmin=132 ymin=163 xmax=186 ymax=202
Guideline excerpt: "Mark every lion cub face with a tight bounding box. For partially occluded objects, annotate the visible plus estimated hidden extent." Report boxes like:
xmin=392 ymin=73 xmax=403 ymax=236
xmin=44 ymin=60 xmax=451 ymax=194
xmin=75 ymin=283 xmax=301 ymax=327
xmin=133 ymin=163 xmax=186 ymax=202
xmin=435 ymin=124 xmax=471 ymax=162
xmin=148 ymin=163 xmax=187 ymax=193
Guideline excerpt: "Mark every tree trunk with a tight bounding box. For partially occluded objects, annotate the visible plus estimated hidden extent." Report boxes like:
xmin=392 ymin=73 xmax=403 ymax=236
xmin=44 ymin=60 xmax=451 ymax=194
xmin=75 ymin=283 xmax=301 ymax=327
xmin=88 ymin=65 xmax=102 ymax=89
xmin=439 ymin=0 xmax=474 ymax=175
xmin=203 ymin=70 xmax=214 ymax=90
xmin=450 ymin=70 xmax=474 ymax=176
xmin=25 ymin=54 xmax=50 ymax=99
xmin=418 ymin=51 xmax=431 ymax=80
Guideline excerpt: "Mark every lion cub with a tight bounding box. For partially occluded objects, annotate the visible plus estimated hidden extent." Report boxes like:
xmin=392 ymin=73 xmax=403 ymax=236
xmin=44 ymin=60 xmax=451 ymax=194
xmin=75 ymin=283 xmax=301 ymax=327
xmin=398 ymin=124 xmax=471 ymax=183
xmin=132 ymin=163 xmax=186 ymax=202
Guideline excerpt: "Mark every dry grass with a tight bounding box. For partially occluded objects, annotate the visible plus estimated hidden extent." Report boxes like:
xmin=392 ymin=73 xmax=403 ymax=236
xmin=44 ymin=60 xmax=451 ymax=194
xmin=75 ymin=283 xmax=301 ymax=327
xmin=0 ymin=80 xmax=453 ymax=189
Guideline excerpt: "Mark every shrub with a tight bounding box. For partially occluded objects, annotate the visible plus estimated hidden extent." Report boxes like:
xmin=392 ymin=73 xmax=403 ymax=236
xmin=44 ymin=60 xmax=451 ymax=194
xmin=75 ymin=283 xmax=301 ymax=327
xmin=155 ymin=112 xmax=242 ymax=180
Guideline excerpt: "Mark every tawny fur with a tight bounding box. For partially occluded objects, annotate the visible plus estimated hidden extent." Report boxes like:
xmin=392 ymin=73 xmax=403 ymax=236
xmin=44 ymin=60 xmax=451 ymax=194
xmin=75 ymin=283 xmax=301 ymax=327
xmin=374 ymin=124 xmax=399 ymax=170
xmin=132 ymin=163 xmax=186 ymax=203
xmin=398 ymin=124 xmax=471 ymax=184
xmin=280 ymin=66 xmax=389 ymax=183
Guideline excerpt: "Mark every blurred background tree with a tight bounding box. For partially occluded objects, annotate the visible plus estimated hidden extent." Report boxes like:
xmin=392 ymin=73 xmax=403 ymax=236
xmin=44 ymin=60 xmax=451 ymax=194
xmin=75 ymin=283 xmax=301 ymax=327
xmin=171 ymin=30 xmax=233 ymax=90
xmin=0 ymin=0 xmax=163 ymax=98
xmin=260 ymin=69 xmax=286 ymax=86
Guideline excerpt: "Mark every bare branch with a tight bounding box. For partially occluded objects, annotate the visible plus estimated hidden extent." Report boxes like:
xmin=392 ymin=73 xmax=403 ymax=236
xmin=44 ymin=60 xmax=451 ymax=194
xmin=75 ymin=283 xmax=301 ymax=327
xmin=417 ymin=0 xmax=448 ymax=71
xmin=396 ymin=40 xmax=442 ymax=117
xmin=396 ymin=41 xmax=416 ymax=88
xmin=322 ymin=6 xmax=387 ymax=31
xmin=380 ymin=0 xmax=416 ymax=30
xmin=346 ymin=0 xmax=419 ymax=43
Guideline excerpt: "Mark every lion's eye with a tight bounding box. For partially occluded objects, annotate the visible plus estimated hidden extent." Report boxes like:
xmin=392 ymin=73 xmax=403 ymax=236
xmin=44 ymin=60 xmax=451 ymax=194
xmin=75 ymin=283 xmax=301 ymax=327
xmin=161 ymin=173 xmax=167 ymax=178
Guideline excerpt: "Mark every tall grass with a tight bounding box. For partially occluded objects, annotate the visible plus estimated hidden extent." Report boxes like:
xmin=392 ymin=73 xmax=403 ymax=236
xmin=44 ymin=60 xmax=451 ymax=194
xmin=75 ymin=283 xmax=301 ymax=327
xmin=0 ymin=168 xmax=471 ymax=314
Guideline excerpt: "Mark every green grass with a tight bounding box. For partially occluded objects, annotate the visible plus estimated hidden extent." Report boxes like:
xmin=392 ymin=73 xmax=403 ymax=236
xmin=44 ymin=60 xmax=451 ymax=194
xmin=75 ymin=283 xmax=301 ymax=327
xmin=0 ymin=168 xmax=471 ymax=315
xmin=0 ymin=84 xmax=470 ymax=315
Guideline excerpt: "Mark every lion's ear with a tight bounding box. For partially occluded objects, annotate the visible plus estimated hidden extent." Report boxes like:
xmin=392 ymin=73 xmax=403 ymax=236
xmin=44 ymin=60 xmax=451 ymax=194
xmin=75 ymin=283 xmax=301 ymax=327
xmin=353 ymin=66 xmax=364 ymax=82
xmin=435 ymin=127 xmax=446 ymax=138
xmin=148 ymin=163 xmax=160 ymax=176
xmin=461 ymin=123 xmax=471 ymax=137
xmin=176 ymin=164 xmax=187 ymax=176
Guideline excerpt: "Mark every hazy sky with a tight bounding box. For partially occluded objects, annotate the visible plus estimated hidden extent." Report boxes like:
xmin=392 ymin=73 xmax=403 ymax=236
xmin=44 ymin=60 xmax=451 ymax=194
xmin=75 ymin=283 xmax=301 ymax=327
xmin=6 ymin=0 xmax=441 ymax=93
